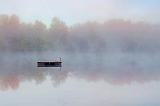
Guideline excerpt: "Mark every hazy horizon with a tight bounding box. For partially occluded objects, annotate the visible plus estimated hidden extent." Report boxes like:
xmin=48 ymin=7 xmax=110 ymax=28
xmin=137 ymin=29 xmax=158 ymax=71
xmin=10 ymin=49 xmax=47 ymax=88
xmin=1 ymin=14 xmax=160 ymax=53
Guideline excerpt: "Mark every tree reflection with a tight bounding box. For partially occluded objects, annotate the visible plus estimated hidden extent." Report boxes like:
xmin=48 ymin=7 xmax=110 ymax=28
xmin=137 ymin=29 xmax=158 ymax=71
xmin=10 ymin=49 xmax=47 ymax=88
xmin=0 ymin=54 xmax=160 ymax=91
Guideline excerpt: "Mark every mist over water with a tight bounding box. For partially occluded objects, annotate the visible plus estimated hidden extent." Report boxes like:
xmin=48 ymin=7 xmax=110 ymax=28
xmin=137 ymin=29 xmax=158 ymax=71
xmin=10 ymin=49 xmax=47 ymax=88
xmin=0 ymin=51 xmax=160 ymax=90
xmin=0 ymin=15 xmax=160 ymax=106
xmin=0 ymin=15 xmax=160 ymax=89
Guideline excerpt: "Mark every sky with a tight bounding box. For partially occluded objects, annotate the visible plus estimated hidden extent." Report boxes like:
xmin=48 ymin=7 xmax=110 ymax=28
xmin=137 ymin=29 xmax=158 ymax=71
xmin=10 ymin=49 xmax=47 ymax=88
xmin=0 ymin=0 xmax=160 ymax=25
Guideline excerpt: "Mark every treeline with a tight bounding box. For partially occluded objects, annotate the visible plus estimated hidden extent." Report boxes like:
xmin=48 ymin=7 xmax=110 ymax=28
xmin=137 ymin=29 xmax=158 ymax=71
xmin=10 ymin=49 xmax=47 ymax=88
xmin=0 ymin=14 xmax=160 ymax=53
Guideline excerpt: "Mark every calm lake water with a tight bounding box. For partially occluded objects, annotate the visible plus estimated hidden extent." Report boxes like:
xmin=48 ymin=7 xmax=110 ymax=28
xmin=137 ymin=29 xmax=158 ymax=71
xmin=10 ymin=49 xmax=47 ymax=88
xmin=0 ymin=52 xmax=160 ymax=106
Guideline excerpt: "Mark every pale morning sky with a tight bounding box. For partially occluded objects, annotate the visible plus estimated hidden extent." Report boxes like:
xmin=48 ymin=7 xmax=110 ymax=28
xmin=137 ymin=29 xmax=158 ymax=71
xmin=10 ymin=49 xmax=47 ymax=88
xmin=0 ymin=0 xmax=160 ymax=25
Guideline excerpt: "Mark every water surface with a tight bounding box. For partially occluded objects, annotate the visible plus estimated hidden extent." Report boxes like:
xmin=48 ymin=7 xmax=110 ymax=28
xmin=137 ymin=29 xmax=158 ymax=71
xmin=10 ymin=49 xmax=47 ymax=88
xmin=0 ymin=52 xmax=160 ymax=106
